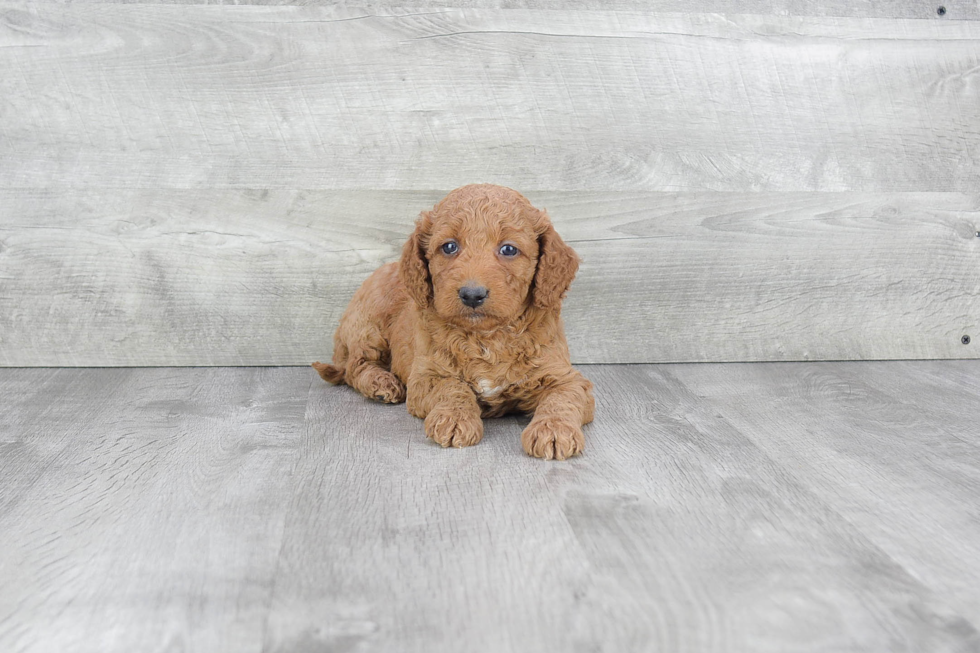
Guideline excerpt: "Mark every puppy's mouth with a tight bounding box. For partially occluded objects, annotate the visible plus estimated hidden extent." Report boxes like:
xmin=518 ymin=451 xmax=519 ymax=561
xmin=452 ymin=306 xmax=498 ymax=328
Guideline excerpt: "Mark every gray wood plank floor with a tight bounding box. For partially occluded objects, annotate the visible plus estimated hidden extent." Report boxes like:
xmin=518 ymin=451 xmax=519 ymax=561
xmin=2 ymin=363 xmax=980 ymax=652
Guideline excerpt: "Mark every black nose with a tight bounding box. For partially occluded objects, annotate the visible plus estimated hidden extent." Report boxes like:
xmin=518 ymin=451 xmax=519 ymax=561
xmin=458 ymin=285 xmax=489 ymax=308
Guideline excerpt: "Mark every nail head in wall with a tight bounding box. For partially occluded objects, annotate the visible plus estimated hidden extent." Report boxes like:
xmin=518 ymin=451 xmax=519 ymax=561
xmin=937 ymin=6 xmax=947 ymax=15
xmin=963 ymin=335 xmax=972 ymax=345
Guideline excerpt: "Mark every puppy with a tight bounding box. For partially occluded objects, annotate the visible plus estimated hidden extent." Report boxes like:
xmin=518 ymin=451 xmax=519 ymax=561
xmin=313 ymin=184 xmax=594 ymax=460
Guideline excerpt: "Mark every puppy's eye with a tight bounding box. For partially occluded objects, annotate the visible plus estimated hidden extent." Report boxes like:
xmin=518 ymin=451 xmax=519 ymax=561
xmin=440 ymin=241 xmax=459 ymax=256
xmin=499 ymin=244 xmax=519 ymax=257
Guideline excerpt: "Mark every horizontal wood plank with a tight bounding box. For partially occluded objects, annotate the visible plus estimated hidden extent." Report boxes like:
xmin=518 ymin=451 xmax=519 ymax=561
xmin=3 ymin=6 xmax=979 ymax=365
xmin=1 ymin=189 xmax=977 ymax=365
xmin=28 ymin=1 xmax=980 ymax=20
xmin=2 ymin=7 xmax=979 ymax=191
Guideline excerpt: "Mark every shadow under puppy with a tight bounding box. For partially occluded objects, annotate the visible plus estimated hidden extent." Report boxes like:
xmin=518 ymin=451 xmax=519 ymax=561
xmin=313 ymin=184 xmax=594 ymax=460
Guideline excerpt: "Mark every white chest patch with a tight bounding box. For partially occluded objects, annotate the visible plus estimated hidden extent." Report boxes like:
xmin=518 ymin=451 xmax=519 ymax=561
xmin=476 ymin=379 xmax=506 ymax=398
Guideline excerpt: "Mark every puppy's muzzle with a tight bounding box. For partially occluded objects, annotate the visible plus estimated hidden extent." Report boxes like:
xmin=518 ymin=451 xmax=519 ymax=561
xmin=458 ymin=284 xmax=489 ymax=308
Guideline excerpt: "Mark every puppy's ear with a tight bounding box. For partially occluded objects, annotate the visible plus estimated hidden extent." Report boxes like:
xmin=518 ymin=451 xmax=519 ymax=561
xmin=399 ymin=212 xmax=433 ymax=308
xmin=531 ymin=212 xmax=579 ymax=311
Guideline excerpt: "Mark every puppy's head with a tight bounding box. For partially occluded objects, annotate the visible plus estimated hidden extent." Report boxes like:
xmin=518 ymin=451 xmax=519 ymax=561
xmin=400 ymin=184 xmax=578 ymax=330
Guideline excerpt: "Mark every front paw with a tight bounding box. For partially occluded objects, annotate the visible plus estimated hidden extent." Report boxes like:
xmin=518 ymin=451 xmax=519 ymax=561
xmin=521 ymin=417 xmax=584 ymax=461
xmin=425 ymin=407 xmax=483 ymax=448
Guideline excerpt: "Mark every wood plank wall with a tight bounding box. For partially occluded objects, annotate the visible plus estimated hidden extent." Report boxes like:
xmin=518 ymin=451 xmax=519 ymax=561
xmin=1 ymin=3 xmax=978 ymax=365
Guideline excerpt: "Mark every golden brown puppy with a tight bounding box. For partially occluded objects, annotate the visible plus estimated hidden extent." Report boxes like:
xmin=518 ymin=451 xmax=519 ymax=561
xmin=313 ymin=184 xmax=594 ymax=460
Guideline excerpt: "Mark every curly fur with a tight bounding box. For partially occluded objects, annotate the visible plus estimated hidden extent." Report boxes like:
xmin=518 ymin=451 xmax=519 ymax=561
xmin=312 ymin=184 xmax=594 ymax=460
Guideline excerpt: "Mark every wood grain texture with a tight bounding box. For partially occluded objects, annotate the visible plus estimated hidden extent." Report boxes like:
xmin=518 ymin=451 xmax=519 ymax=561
xmin=1 ymin=189 xmax=977 ymax=365
xmin=2 ymin=7 xmax=979 ymax=191
xmin=0 ymin=367 xmax=309 ymax=653
xmin=265 ymin=370 xmax=595 ymax=653
xmin=5 ymin=363 xmax=980 ymax=651
xmin=32 ymin=0 xmax=980 ymax=21
xmin=554 ymin=365 xmax=980 ymax=651
xmin=3 ymin=5 xmax=979 ymax=365
xmin=269 ymin=363 xmax=980 ymax=652
xmin=671 ymin=360 xmax=980 ymax=625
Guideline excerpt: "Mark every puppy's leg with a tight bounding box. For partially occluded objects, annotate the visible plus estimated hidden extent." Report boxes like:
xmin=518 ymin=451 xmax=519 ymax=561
xmin=317 ymin=324 xmax=404 ymax=403
xmin=407 ymin=376 xmax=483 ymax=448
xmin=343 ymin=336 xmax=406 ymax=404
xmin=314 ymin=262 xmax=407 ymax=404
xmin=520 ymin=371 xmax=594 ymax=461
